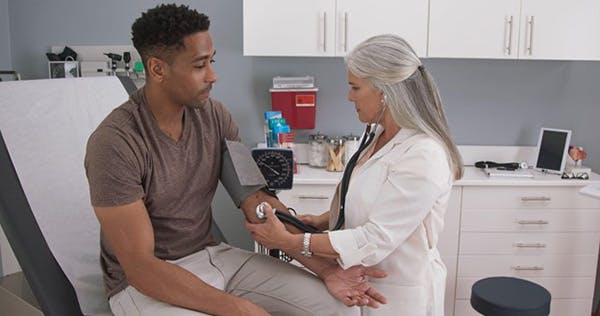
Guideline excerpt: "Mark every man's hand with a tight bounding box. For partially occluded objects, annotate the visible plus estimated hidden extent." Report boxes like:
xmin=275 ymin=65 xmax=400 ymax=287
xmin=320 ymin=265 xmax=387 ymax=308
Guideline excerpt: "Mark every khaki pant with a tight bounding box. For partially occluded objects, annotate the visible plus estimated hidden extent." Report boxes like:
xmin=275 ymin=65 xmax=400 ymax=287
xmin=109 ymin=243 xmax=358 ymax=316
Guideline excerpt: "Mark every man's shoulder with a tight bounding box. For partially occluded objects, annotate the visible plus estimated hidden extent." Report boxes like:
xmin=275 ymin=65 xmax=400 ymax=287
xmin=88 ymin=99 xmax=142 ymax=148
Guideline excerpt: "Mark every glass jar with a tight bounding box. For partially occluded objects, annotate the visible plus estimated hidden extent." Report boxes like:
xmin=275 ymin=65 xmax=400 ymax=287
xmin=326 ymin=137 xmax=345 ymax=172
xmin=308 ymin=133 xmax=328 ymax=167
xmin=343 ymin=134 xmax=360 ymax=165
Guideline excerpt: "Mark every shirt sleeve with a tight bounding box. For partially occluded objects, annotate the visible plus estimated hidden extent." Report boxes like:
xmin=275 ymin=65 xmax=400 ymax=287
xmin=328 ymin=141 xmax=451 ymax=269
xmin=84 ymin=128 xmax=145 ymax=207
xmin=213 ymin=99 xmax=241 ymax=146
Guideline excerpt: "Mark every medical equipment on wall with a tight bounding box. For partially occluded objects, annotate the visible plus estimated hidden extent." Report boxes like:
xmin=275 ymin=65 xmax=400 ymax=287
xmin=103 ymin=53 xmax=122 ymax=75
xmin=270 ymin=76 xmax=318 ymax=129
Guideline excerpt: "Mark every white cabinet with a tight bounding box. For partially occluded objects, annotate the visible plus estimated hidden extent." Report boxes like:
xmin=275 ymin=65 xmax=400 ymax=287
xmin=243 ymin=0 xmax=428 ymax=57
xmin=277 ymin=183 xmax=337 ymax=216
xmin=243 ymin=0 xmax=335 ymax=56
xmin=429 ymin=0 xmax=600 ymax=60
xmin=429 ymin=0 xmax=521 ymax=59
xmin=334 ymin=0 xmax=428 ymax=57
xmin=519 ymin=0 xmax=600 ymax=60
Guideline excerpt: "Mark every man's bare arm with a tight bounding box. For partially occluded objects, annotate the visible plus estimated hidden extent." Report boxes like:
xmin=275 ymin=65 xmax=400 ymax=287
xmin=94 ymin=199 xmax=268 ymax=315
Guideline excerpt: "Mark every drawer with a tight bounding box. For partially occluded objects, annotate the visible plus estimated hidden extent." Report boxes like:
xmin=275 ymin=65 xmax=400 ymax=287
xmin=456 ymin=276 xmax=595 ymax=299
xmin=460 ymin=232 xmax=600 ymax=255
xmin=457 ymin=254 xmax=598 ymax=277
xmin=454 ymin=298 xmax=593 ymax=316
xmin=461 ymin=209 xmax=600 ymax=232
xmin=463 ymin=186 xmax=600 ymax=209
xmin=277 ymin=184 xmax=336 ymax=216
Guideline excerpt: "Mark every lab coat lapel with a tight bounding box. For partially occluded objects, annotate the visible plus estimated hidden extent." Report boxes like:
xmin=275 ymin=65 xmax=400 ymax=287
xmin=358 ymin=128 xmax=419 ymax=171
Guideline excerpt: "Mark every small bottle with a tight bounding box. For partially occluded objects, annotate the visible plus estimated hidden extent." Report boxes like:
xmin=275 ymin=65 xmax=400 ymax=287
xmin=309 ymin=133 xmax=328 ymax=167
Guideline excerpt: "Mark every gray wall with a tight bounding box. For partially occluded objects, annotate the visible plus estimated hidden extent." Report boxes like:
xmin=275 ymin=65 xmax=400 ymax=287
xmin=0 ymin=0 xmax=11 ymax=69
xmin=4 ymin=0 xmax=600 ymax=250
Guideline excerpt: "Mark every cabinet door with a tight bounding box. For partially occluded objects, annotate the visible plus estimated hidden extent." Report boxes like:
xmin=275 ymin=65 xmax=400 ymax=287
xmin=336 ymin=0 xmax=429 ymax=57
xmin=519 ymin=0 xmax=600 ymax=60
xmin=243 ymin=0 xmax=335 ymax=56
xmin=429 ymin=0 xmax=521 ymax=59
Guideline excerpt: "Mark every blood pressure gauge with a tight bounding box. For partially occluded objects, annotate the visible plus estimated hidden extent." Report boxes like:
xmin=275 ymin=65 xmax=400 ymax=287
xmin=251 ymin=148 xmax=294 ymax=190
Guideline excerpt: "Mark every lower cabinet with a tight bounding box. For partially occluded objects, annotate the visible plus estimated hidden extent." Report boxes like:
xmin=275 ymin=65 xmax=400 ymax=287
xmin=457 ymin=186 xmax=600 ymax=315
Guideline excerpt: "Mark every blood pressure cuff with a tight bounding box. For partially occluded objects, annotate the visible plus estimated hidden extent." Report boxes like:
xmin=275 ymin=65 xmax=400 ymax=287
xmin=221 ymin=140 xmax=269 ymax=207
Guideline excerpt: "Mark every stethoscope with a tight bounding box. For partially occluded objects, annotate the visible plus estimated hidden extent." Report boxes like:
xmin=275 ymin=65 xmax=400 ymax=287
xmin=257 ymin=105 xmax=386 ymax=233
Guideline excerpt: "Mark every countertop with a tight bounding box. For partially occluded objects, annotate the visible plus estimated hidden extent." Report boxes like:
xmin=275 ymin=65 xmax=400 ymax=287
xmin=292 ymin=165 xmax=600 ymax=187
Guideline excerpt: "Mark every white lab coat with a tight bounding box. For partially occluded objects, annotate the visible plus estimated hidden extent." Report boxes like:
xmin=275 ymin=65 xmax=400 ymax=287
xmin=328 ymin=127 xmax=452 ymax=316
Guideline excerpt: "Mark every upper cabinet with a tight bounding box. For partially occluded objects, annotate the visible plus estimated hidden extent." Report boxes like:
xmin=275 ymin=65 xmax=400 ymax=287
xmin=429 ymin=0 xmax=521 ymax=59
xmin=243 ymin=0 xmax=429 ymax=57
xmin=519 ymin=0 xmax=600 ymax=60
xmin=429 ymin=0 xmax=600 ymax=60
xmin=245 ymin=0 xmax=600 ymax=60
xmin=335 ymin=0 xmax=428 ymax=57
xmin=243 ymin=0 xmax=336 ymax=57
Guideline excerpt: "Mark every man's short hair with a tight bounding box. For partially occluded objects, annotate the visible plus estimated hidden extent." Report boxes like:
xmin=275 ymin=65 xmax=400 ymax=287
xmin=132 ymin=4 xmax=210 ymax=68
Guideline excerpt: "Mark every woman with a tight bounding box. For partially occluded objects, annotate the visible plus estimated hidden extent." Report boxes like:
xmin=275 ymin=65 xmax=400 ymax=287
xmin=247 ymin=34 xmax=463 ymax=315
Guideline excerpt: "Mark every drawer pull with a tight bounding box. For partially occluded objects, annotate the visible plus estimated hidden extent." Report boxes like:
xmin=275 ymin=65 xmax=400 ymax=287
xmin=520 ymin=196 xmax=551 ymax=202
xmin=513 ymin=242 xmax=547 ymax=248
xmin=512 ymin=265 xmax=544 ymax=271
xmin=297 ymin=195 xmax=329 ymax=200
xmin=517 ymin=220 xmax=549 ymax=225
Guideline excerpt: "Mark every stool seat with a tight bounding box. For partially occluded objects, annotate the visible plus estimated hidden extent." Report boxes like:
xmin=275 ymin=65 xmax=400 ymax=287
xmin=470 ymin=276 xmax=551 ymax=316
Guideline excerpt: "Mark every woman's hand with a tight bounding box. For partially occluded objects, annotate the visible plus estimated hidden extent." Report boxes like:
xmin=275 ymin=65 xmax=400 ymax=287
xmin=297 ymin=211 xmax=330 ymax=232
xmin=245 ymin=202 xmax=293 ymax=250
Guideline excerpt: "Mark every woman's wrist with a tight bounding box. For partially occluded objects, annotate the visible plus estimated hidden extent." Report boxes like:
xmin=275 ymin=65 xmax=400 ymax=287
xmin=282 ymin=233 xmax=304 ymax=254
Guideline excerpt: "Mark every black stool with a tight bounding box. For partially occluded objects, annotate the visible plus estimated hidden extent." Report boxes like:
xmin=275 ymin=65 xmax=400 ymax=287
xmin=470 ymin=276 xmax=551 ymax=316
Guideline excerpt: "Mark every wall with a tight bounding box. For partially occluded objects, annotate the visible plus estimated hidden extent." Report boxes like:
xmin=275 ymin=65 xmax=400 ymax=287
xmin=0 ymin=0 xmax=10 ymax=69
xmin=3 ymin=0 xmax=600 ymax=251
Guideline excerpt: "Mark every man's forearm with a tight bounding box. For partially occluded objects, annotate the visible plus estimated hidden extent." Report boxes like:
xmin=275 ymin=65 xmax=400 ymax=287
xmin=124 ymin=256 xmax=245 ymax=315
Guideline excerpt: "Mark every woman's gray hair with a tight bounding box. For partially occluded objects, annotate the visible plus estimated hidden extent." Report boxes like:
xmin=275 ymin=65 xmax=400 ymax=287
xmin=345 ymin=34 xmax=463 ymax=179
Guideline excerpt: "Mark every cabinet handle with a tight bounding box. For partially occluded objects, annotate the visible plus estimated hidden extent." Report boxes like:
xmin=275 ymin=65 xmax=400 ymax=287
xmin=520 ymin=196 xmax=551 ymax=202
xmin=297 ymin=195 xmax=329 ymax=200
xmin=517 ymin=220 xmax=549 ymax=225
xmin=526 ymin=16 xmax=535 ymax=55
xmin=513 ymin=242 xmax=547 ymax=248
xmin=322 ymin=12 xmax=327 ymax=53
xmin=504 ymin=15 xmax=514 ymax=55
xmin=344 ymin=12 xmax=349 ymax=52
xmin=512 ymin=265 xmax=544 ymax=271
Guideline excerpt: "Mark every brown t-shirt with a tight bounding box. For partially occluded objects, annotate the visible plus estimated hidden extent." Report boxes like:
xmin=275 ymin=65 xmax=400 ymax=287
xmin=84 ymin=88 xmax=239 ymax=297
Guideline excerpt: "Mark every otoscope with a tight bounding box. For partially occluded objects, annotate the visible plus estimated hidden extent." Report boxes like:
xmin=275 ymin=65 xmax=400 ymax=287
xmin=103 ymin=53 xmax=122 ymax=75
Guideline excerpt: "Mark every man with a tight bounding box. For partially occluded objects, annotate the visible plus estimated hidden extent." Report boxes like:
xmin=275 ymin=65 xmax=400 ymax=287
xmin=85 ymin=4 xmax=385 ymax=315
